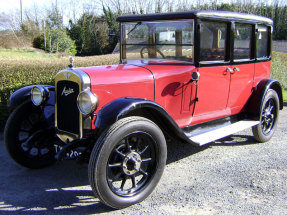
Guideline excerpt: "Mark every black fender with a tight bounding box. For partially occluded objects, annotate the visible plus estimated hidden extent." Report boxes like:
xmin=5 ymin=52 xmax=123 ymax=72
xmin=8 ymin=85 xmax=55 ymax=107
xmin=8 ymin=85 xmax=55 ymax=126
xmin=94 ymin=97 xmax=197 ymax=146
xmin=249 ymin=79 xmax=283 ymax=119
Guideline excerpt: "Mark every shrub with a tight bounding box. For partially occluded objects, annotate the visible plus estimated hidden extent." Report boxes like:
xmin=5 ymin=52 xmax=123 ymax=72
xmin=33 ymin=30 xmax=76 ymax=55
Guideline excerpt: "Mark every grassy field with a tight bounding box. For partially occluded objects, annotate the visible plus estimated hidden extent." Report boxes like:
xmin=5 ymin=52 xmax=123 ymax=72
xmin=0 ymin=48 xmax=286 ymax=129
xmin=0 ymin=48 xmax=58 ymax=59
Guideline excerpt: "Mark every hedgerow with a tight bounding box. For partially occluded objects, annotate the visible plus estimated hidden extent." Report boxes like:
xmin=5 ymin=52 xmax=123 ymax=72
xmin=0 ymin=53 xmax=119 ymax=130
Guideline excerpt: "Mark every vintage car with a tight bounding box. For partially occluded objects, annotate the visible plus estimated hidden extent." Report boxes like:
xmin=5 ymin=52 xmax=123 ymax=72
xmin=4 ymin=11 xmax=283 ymax=209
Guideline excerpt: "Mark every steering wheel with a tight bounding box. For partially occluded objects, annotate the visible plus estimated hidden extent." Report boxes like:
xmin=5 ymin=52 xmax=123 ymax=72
xmin=140 ymin=47 xmax=165 ymax=59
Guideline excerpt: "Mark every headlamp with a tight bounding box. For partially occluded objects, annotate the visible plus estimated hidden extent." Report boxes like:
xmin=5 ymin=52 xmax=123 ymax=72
xmin=77 ymin=90 xmax=98 ymax=115
xmin=31 ymin=86 xmax=49 ymax=106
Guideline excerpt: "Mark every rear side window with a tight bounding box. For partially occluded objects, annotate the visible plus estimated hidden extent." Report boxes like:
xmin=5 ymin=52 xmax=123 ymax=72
xmin=200 ymin=21 xmax=227 ymax=62
xmin=234 ymin=23 xmax=252 ymax=60
xmin=257 ymin=25 xmax=269 ymax=58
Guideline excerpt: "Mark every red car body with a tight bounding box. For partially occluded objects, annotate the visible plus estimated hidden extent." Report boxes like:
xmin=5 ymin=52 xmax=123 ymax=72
xmin=82 ymin=60 xmax=270 ymax=128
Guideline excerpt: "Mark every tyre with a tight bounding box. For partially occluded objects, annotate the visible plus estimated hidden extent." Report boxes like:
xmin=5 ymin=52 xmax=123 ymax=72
xmin=252 ymin=89 xmax=280 ymax=143
xmin=4 ymin=101 xmax=56 ymax=169
xmin=88 ymin=116 xmax=167 ymax=209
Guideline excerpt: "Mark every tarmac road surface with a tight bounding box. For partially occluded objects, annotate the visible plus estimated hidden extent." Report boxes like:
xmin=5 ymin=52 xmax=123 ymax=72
xmin=0 ymin=106 xmax=286 ymax=215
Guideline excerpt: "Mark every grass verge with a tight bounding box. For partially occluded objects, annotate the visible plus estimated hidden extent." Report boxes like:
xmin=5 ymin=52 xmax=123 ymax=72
xmin=283 ymin=90 xmax=287 ymax=102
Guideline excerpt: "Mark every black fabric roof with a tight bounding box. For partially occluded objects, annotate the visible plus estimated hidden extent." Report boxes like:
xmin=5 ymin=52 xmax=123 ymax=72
xmin=116 ymin=10 xmax=273 ymax=25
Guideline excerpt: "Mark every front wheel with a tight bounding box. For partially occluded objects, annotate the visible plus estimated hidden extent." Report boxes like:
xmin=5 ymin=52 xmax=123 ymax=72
xmin=252 ymin=89 xmax=280 ymax=142
xmin=88 ymin=117 xmax=167 ymax=209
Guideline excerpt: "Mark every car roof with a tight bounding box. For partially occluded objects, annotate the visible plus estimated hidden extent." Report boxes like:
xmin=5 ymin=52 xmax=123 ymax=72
xmin=116 ymin=10 xmax=273 ymax=25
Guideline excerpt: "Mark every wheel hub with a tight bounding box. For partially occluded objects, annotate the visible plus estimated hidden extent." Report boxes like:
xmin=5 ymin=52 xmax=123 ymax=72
xmin=122 ymin=152 xmax=142 ymax=175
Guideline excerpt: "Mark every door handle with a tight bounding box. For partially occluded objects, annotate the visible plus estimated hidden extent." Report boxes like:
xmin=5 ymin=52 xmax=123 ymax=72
xmin=227 ymin=67 xmax=234 ymax=74
xmin=233 ymin=67 xmax=240 ymax=72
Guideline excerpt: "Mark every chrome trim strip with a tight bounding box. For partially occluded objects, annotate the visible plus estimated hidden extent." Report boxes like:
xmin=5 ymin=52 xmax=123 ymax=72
xmin=55 ymin=68 xmax=91 ymax=143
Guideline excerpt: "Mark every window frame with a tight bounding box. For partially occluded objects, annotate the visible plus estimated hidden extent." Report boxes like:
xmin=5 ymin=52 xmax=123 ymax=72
xmin=198 ymin=20 xmax=229 ymax=63
xmin=232 ymin=22 xmax=254 ymax=62
xmin=196 ymin=19 xmax=232 ymax=67
xmin=255 ymin=24 xmax=272 ymax=61
xmin=197 ymin=18 xmax=272 ymax=67
xmin=119 ymin=17 xmax=272 ymax=66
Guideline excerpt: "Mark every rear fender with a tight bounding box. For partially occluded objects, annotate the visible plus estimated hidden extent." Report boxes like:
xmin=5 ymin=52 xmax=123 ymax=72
xmin=8 ymin=85 xmax=55 ymax=126
xmin=249 ymin=79 xmax=283 ymax=119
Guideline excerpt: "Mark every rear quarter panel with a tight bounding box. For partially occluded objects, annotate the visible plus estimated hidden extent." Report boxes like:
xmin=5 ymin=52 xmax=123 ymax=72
xmin=253 ymin=61 xmax=271 ymax=87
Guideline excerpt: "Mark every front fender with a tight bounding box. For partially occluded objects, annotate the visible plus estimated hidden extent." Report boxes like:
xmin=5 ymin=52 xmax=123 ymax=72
xmin=94 ymin=98 xmax=197 ymax=146
xmin=8 ymin=85 xmax=55 ymax=108
xmin=9 ymin=85 xmax=55 ymax=126
xmin=249 ymin=79 xmax=283 ymax=119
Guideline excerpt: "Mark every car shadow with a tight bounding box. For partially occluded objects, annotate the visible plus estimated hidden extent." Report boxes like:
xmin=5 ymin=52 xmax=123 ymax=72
xmin=0 ymin=144 xmax=114 ymax=214
xmin=211 ymin=134 xmax=258 ymax=146
xmin=166 ymin=134 xmax=257 ymax=164
xmin=0 ymin=133 xmax=258 ymax=214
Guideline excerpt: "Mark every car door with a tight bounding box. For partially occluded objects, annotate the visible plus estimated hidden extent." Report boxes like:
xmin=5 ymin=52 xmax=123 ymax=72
xmin=192 ymin=21 xmax=230 ymax=124
xmin=227 ymin=23 xmax=254 ymax=113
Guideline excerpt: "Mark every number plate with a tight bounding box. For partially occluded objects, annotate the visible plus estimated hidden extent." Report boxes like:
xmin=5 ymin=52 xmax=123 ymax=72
xmin=54 ymin=144 xmax=82 ymax=158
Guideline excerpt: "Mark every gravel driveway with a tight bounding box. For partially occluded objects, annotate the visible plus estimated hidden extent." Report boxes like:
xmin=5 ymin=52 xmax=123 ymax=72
xmin=0 ymin=107 xmax=286 ymax=215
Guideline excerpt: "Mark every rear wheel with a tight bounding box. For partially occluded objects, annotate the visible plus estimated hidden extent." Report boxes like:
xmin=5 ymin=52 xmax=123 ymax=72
xmin=252 ymin=89 xmax=279 ymax=142
xmin=4 ymin=101 xmax=56 ymax=169
xmin=88 ymin=117 xmax=167 ymax=209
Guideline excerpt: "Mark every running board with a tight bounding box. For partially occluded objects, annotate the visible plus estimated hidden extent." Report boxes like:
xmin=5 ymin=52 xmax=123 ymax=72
xmin=189 ymin=120 xmax=259 ymax=146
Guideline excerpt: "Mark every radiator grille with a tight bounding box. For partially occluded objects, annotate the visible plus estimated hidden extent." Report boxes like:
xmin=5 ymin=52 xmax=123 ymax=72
xmin=56 ymin=80 xmax=80 ymax=134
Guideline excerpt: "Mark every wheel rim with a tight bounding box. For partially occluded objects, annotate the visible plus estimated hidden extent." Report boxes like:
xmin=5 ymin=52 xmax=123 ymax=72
xmin=16 ymin=108 xmax=54 ymax=159
xmin=261 ymin=98 xmax=277 ymax=135
xmin=107 ymin=131 xmax=156 ymax=197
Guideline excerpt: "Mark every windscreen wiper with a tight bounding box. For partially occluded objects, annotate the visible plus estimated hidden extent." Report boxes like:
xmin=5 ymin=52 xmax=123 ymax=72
xmin=127 ymin=22 xmax=142 ymax=35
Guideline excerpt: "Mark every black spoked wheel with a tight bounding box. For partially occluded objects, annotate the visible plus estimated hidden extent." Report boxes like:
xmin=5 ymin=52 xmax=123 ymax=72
xmin=260 ymin=98 xmax=276 ymax=135
xmin=107 ymin=132 xmax=156 ymax=197
xmin=89 ymin=117 xmax=167 ymax=209
xmin=4 ymin=101 xmax=56 ymax=169
xmin=252 ymin=89 xmax=280 ymax=142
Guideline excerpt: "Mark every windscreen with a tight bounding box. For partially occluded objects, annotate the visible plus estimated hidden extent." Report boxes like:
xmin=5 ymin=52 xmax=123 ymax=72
xmin=121 ymin=20 xmax=194 ymax=63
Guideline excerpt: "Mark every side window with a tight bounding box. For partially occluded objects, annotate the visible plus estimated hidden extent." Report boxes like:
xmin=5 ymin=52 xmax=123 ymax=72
xmin=234 ymin=23 xmax=252 ymax=60
xmin=200 ymin=21 xmax=227 ymax=62
xmin=257 ymin=25 xmax=269 ymax=58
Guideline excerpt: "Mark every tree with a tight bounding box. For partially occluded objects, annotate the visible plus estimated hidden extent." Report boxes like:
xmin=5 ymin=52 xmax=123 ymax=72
xmin=102 ymin=6 xmax=120 ymax=52
xmin=32 ymin=6 xmax=76 ymax=55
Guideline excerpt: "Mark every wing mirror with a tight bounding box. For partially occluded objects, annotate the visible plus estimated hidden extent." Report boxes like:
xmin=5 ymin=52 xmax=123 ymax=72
xmin=109 ymin=29 xmax=116 ymax=42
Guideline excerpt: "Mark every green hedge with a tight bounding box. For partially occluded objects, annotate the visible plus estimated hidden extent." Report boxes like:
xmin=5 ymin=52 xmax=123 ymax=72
xmin=271 ymin=52 xmax=287 ymax=90
xmin=0 ymin=54 xmax=119 ymax=130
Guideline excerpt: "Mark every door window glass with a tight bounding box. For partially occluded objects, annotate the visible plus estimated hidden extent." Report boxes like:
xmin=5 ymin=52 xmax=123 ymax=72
xmin=200 ymin=21 xmax=227 ymax=62
xmin=257 ymin=25 xmax=269 ymax=58
xmin=234 ymin=23 xmax=252 ymax=60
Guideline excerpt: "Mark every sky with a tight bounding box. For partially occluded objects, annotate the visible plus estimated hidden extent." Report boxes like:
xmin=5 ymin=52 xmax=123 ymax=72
xmin=0 ymin=0 xmax=48 ymax=13
xmin=0 ymin=0 xmax=279 ymax=15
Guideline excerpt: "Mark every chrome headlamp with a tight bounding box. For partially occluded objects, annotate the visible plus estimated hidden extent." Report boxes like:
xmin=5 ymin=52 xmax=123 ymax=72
xmin=31 ymin=86 xmax=49 ymax=106
xmin=77 ymin=89 xmax=98 ymax=115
